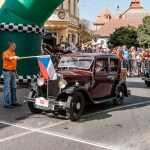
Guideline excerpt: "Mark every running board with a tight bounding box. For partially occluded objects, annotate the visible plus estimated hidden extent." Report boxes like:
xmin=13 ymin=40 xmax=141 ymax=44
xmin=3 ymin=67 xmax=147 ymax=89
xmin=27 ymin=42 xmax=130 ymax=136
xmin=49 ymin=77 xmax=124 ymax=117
xmin=93 ymin=97 xmax=116 ymax=104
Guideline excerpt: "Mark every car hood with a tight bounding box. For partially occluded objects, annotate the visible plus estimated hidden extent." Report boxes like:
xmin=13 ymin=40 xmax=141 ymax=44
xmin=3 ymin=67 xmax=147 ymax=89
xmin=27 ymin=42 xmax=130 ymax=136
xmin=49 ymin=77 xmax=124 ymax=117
xmin=58 ymin=69 xmax=93 ymax=77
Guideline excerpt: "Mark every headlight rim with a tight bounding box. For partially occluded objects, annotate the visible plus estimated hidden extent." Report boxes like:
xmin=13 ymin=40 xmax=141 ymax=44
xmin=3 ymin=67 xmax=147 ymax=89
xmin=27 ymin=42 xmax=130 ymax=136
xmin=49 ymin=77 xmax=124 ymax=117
xmin=37 ymin=77 xmax=45 ymax=87
xmin=58 ymin=79 xmax=67 ymax=89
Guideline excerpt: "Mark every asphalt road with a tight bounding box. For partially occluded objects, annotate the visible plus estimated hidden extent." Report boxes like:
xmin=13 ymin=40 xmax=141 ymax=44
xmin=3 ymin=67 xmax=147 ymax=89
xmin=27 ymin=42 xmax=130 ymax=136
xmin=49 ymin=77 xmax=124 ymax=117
xmin=0 ymin=77 xmax=150 ymax=150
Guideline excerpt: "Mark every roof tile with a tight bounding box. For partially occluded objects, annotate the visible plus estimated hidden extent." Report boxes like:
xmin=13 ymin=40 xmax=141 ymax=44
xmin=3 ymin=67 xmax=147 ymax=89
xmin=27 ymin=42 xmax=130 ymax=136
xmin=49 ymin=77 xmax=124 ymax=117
xmin=94 ymin=18 xmax=143 ymax=37
xmin=94 ymin=9 xmax=114 ymax=25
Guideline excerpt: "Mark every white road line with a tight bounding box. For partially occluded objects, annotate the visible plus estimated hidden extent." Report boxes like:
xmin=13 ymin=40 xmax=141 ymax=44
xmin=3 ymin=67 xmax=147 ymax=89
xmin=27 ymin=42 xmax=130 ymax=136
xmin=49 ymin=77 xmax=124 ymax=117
xmin=0 ymin=120 xmax=119 ymax=150
xmin=0 ymin=120 xmax=69 ymax=143
xmin=82 ymin=100 xmax=150 ymax=118
xmin=0 ymin=101 xmax=149 ymax=149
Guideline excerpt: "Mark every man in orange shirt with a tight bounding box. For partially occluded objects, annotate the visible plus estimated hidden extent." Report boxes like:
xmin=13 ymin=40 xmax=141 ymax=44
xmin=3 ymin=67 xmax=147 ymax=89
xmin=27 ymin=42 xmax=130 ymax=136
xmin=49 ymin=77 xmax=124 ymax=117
xmin=2 ymin=42 xmax=22 ymax=108
xmin=116 ymin=46 xmax=122 ymax=59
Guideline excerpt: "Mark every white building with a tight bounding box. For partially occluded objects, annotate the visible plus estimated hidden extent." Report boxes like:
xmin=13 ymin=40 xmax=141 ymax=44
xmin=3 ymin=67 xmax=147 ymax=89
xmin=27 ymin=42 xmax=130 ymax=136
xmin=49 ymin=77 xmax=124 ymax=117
xmin=93 ymin=0 xmax=150 ymax=48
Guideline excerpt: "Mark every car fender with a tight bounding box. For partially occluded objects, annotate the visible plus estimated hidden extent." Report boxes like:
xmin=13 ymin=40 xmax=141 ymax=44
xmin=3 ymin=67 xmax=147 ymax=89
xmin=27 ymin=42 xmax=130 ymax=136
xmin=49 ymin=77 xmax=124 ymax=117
xmin=115 ymin=80 xmax=129 ymax=97
xmin=144 ymin=68 xmax=150 ymax=78
xmin=63 ymin=86 xmax=93 ymax=104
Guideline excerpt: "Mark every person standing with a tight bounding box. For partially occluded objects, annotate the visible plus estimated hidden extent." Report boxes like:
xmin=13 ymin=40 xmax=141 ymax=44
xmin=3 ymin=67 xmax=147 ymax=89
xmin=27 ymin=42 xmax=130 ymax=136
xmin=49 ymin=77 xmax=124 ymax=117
xmin=2 ymin=42 xmax=22 ymax=108
xmin=99 ymin=49 xmax=104 ymax=54
xmin=141 ymin=50 xmax=145 ymax=76
xmin=65 ymin=44 xmax=72 ymax=53
xmin=116 ymin=46 xmax=122 ymax=59
xmin=130 ymin=46 xmax=137 ymax=73
xmin=136 ymin=53 xmax=142 ymax=77
xmin=46 ymin=43 xmax=52 ymax=51
xmin=74 ymin=44 xmax=79 ymax=53
xmin=76 ymin=45 xmax=82 ymax=53
xmin=121 ymin=45 xmax=130 ymax=77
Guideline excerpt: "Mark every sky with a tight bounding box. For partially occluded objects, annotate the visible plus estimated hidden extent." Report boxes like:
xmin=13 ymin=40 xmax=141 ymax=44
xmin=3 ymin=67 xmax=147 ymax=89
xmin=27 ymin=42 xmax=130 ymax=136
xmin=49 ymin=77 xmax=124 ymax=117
xmin=79 ymin=0 xmax=150 ymax=29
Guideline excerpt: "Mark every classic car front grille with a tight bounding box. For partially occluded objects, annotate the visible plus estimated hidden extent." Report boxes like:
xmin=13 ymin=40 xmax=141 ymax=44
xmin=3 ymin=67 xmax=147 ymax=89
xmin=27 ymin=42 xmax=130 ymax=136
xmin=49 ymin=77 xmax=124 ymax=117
xmin=48 ymin=75 xmax=60 ymax=97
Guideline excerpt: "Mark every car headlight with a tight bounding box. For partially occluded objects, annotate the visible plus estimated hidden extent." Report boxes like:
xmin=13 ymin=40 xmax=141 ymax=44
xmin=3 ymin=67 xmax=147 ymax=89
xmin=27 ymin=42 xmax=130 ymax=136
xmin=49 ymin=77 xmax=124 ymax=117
xmin=58 ymin=79 xmax=67 ymax=89
xmin=37 ymin=77 xmax=44 ymax=86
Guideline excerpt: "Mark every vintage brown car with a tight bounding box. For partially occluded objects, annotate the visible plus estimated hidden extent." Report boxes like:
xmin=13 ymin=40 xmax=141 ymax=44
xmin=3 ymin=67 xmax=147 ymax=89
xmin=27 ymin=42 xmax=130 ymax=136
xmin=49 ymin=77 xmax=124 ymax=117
xmin=25 ymin=53 xmax=131 ymax=121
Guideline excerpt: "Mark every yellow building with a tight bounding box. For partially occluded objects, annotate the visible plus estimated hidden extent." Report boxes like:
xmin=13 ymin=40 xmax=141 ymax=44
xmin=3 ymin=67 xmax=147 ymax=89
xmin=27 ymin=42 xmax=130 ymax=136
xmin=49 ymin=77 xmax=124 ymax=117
xmin=44 ymin=0 xmax=79 ymax=47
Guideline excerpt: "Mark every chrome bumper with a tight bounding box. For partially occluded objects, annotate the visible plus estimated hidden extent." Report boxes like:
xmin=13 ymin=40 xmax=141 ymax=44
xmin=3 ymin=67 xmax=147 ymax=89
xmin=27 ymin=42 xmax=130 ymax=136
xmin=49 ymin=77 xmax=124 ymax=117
xmin=25 ymin=96 xmax=66 ymax=107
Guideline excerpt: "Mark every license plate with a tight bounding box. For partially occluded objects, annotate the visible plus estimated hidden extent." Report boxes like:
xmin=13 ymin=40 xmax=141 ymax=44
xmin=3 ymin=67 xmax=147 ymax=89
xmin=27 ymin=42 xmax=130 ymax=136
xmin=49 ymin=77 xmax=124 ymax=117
xmin=35 ymin=97 xmax=49 ymax=108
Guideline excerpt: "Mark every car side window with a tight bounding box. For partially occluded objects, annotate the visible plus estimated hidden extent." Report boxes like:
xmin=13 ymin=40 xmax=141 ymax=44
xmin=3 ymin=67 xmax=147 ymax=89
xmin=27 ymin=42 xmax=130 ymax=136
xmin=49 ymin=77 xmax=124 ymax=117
xmin=110 ymin=59 xmax=118 ymax=73
xmin=95 ymin=59 xmax=107 ymax=74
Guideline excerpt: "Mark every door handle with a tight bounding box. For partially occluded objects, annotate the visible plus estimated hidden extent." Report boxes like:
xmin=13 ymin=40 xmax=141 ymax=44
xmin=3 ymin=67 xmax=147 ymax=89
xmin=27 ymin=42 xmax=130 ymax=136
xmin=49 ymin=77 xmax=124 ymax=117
xmin=107 ymin=76 xmax=113 ymax=79
xmin=107 ymin=76 xmax=111 ymax=79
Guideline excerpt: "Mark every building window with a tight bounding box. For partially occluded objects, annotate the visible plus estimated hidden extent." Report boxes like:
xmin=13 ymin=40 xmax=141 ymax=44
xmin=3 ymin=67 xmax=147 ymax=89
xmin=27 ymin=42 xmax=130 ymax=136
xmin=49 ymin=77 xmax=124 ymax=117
xmin=74 ymin=0 xmax=76 ymax=16
xmin=105 ymin=15 xmax=109 ymax=20
xmin=130 ymin=14 xmax=132 ymax=18
xmin=68 ymin=0 xmax=71 ymax=11
xmin=101 ymin=40 xmax=104 ymax=45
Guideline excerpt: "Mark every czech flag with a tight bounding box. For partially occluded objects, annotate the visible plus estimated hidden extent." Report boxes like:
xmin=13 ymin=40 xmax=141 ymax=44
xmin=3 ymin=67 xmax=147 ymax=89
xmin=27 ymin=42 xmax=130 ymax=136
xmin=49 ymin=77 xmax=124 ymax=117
xmin=37 ymin=56 xmax=56 ymax=81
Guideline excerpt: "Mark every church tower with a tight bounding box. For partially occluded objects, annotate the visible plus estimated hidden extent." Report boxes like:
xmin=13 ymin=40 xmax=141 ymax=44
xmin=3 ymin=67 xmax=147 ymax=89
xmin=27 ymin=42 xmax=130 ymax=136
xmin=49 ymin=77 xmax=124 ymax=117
xmin=130 ymin=0 xmax=143 ymax=8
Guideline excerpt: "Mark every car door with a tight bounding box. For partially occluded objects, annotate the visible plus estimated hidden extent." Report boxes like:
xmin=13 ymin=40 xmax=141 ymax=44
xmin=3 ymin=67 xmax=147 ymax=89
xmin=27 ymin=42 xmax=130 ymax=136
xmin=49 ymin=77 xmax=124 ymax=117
xmin=91 ymin=58 xmax=109 ymax=99
xmin=107 ymin=58 xmax=120 ymax=97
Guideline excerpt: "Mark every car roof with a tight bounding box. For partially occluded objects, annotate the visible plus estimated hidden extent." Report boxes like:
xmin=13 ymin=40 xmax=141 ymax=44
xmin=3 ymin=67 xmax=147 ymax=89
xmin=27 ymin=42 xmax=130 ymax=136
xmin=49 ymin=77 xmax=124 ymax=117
xmin=64 ymin=53 xmax=120 ymax=59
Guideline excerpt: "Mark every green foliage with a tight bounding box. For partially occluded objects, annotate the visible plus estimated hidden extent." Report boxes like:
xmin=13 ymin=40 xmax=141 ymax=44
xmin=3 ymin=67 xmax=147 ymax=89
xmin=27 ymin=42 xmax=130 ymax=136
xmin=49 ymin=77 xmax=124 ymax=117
xmin=79 ymin=19 xmax=93 ymax=43
xmin=137 ymin=16 xmax=150 ymax=48
xmin=107 ymin=26 xmax=139 ymax=49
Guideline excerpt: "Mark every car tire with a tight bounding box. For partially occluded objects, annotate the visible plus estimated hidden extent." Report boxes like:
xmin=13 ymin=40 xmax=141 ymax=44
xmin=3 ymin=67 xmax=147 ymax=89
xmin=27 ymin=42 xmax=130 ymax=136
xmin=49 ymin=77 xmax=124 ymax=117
xmin=113 ymin=85 xmax=124 ymax=106
xmin=66 ymin=92 xmax=84 ymax=121
xmin=28 ymin=91 xmax=42 ymax=114
xmin=145 ymin=81 xmax=150 ymax=87
xmin=145 ymin=73 xmax=150 ymax=87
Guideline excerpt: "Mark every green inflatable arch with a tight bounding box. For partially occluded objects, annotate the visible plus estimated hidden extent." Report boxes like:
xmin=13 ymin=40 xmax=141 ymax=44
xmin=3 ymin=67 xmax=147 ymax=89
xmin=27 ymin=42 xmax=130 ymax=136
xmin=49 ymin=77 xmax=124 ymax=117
xmin=0 ymin=0 xmax=64 ymax=79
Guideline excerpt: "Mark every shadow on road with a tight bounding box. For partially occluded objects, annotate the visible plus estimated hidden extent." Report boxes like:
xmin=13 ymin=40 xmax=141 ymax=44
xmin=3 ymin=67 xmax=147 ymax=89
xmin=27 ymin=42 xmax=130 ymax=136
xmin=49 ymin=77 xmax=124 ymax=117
xmin=78 ymin=95 xmax=150 ymax=123
xmin=127 ymin=81 xmax=149 ymax=89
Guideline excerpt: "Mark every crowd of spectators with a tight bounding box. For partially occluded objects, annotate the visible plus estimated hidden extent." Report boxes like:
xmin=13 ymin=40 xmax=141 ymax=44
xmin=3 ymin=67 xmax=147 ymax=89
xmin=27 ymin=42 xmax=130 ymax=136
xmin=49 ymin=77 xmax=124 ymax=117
xmin=41 ymin=43 xmax=150 ymax=77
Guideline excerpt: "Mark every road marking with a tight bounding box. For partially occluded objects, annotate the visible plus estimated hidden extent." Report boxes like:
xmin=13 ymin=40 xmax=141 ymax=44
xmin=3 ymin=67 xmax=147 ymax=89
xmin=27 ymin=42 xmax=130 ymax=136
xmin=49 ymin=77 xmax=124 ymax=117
xmin=82 ymin=100 xmax=150 ymax=118
xmin=0 ymin=120 xmax=119 ymax=150
xmin=0 ymin=120 xmax=69 ymax=143
xmin=0 ymin=101 xmax=149 ymax=149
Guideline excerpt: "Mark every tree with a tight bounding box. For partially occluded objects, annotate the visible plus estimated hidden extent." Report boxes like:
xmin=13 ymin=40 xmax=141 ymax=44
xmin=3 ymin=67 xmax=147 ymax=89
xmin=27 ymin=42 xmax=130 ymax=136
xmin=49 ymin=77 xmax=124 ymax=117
xmin=79 ymin=19 xmax=93 ymax=43
xmin=137 ymin=16 xmax=150 ymax=48
xmin=107 ymin=26 xmax=139 ymax=49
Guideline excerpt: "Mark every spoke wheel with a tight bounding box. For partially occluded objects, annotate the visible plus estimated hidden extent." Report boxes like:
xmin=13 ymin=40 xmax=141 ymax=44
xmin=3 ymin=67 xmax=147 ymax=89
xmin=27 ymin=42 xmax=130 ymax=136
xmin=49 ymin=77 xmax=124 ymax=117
xmin=113 ymin=85 xmax=124 ymax=106
xmin=66 ymin=92 xmax=84 ymax=121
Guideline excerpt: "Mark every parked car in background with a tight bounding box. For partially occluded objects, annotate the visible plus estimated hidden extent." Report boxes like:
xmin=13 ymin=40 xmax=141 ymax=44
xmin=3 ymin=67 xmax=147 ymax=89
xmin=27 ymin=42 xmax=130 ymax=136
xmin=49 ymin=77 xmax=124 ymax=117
xmin=142 ymin=58 xmax=150 ymax=87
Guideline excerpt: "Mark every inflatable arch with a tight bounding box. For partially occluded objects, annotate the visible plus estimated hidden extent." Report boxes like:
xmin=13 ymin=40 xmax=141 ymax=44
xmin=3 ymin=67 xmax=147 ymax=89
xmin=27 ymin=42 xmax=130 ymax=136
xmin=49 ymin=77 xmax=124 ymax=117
xmin=0 ymin=0 xmax=64 ymax=82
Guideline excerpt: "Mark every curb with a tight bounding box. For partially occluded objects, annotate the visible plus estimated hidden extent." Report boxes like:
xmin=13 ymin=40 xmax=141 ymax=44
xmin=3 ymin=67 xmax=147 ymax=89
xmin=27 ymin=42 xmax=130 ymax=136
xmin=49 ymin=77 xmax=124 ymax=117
xmin=0 ymin=84 xmax=30 ymax=92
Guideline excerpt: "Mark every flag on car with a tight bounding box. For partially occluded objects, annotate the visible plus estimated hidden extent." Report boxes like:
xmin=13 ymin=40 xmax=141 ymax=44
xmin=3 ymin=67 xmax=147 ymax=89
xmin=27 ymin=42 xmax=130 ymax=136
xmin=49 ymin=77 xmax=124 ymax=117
xmin=37 ymin=55 xmax=56 ymax=81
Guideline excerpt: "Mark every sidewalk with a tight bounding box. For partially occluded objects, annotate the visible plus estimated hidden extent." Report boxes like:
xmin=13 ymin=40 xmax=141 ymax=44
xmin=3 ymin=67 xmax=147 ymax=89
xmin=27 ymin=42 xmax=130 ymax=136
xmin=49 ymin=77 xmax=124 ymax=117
xmin=0 ymin=83 xmax=30 ymax=92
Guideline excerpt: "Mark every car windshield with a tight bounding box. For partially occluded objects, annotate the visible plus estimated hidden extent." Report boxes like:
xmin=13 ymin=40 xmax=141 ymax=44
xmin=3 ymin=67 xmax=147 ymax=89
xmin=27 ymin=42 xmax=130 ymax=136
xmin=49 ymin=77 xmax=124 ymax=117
xmin=58 ymin=57 xmax=94 ymax=70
